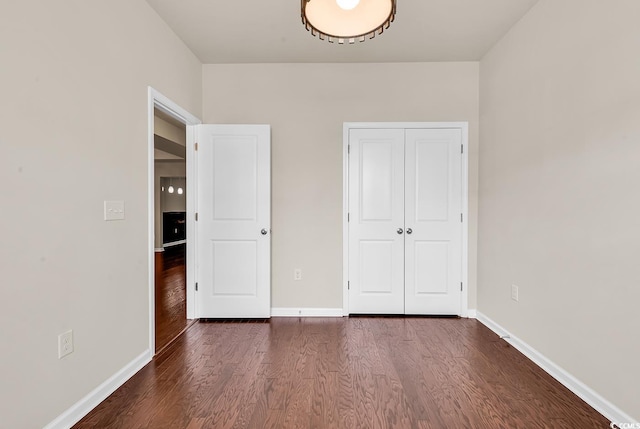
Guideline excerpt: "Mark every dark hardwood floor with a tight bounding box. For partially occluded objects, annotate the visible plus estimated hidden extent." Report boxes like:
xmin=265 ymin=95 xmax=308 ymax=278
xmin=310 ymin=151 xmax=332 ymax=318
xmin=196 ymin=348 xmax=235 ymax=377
xmin=155 ymin=244 xmax=191 ymax=354
xmin=75 ymin=317 xmax=608 ymax=428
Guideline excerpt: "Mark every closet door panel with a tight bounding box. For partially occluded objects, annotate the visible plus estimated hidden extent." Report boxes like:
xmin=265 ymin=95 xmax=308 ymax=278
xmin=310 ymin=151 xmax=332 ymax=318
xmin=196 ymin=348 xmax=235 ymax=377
xmin=405 ymin=129 xmax=462 ymax=315
xmin=348 ymin=129 xmax=405 ymax=314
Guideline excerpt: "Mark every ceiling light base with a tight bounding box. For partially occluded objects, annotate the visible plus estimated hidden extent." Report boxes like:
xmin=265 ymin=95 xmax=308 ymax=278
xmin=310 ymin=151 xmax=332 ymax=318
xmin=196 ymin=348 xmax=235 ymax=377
xmin=301 ymin=0 xmax=396 ymax=44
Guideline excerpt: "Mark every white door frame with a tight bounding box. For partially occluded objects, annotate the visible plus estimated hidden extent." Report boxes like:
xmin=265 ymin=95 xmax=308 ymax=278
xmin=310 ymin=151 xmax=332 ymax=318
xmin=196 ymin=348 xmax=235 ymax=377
xmin=342 ymin=122 xmax=470 ymax=317
xmin=147 ymin=87 xmax=201 ymax=354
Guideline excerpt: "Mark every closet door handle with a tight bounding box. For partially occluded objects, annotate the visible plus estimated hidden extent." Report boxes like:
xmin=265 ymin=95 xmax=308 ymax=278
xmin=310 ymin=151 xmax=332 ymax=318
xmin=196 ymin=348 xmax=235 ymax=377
xmin=397 ymin=228 xmax=404 ymax=235
xmin=406 ymin=228 xmax=413 ymax=235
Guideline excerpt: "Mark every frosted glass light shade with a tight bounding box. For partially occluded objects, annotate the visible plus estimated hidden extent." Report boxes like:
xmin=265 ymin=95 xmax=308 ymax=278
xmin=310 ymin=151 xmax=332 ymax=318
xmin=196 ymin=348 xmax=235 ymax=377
xmin=301 ymin=0 xmax=396 ymax=44
xmin=168 ymin=185 xmax=174 ymax=194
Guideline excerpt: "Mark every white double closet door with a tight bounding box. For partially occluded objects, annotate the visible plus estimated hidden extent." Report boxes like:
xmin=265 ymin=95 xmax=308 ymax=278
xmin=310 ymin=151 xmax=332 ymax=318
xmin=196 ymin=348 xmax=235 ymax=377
xmin=348 ymin=127 xmax=463 ymax=315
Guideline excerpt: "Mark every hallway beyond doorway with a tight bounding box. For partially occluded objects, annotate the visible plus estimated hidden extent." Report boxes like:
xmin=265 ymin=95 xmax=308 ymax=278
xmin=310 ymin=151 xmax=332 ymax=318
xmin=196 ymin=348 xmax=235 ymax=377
xmin=155 ymin=244 xmax=192 ymax=353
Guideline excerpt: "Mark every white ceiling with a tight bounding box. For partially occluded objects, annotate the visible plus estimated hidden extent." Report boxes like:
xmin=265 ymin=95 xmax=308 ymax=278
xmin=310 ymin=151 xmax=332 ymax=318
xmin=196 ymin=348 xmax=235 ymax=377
xmin=145 ymin=0 xmax=539 ymax=64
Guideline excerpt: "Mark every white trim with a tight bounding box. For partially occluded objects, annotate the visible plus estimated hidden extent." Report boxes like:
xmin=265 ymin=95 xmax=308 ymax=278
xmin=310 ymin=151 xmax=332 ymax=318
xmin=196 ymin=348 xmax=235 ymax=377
xmin=465 ymin=309 xmax=477 ymax=318
xmin=43 ymin=350 xmax=151 ymax=429
xmin=148 ymin=87 xmax=201 ymax=355
xmin=185 ymin=124 xmax=198 ymax=319
xmin=163 ymin=239 xmax=187 ymax=248
xmin=271 ymin=308 xmax=344 ymax=317
xmin=344 ymin=121 xmax=470 ymax=130
xmin=476 ymin=311 xmax=635 ymax=425
xmin=342 ymin=124 xmax=350 ymax=316
xmin=154 ymin=247 xmax=165 ymax=253
xmin=342 ymin=122 xmax=470 ymax=316
xmin=460 ymin=124 xmax=469 ymax=317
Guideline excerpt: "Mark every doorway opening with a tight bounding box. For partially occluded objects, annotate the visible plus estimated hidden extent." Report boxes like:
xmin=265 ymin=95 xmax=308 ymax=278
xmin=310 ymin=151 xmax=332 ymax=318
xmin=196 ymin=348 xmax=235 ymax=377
xmin=154 ymin=110 xmax=190 ymax=353
xmin=148 ymin=88 xmax=200 ymax=355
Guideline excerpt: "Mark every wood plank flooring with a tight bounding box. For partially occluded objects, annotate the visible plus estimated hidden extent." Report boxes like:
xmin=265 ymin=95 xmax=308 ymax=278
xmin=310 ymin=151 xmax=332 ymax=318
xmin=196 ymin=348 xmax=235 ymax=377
xmin=75 ymin=317 xmax=609 ymax=428
xmin=155 ymin=244 xmax=190 ymax=354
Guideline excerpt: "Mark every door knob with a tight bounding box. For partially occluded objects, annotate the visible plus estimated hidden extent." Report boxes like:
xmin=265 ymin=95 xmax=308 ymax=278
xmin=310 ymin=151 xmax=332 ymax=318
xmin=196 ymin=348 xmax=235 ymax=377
xmin=397 ymin=228 xmax=404 ymax=234
xmin=261 ymin=229 xmax=268 ymax=235
xmin=406 ymin=228 xmax=413 ymax=235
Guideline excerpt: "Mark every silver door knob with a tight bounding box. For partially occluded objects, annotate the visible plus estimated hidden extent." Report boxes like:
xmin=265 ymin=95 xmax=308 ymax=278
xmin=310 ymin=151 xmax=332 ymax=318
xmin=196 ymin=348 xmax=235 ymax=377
xmin=397 ymin=228 xmax=404 ymax=234
xmin=261 ymin=229 xmax=268 ymax=235
xmin=406 ymin=228 xmax=413 ymax=235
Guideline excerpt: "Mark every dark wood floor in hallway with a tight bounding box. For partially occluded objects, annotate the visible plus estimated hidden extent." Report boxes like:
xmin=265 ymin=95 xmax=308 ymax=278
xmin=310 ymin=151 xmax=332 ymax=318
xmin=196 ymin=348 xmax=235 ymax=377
xmin=155 ymin=244 xmax=190 ymax=354
xmin=75 ymin=317 xmax=609 ymax=429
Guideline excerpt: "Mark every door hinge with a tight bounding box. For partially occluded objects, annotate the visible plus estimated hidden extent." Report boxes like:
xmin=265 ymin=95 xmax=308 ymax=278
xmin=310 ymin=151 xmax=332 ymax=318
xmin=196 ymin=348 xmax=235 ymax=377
xmin=461 ymin=144 xmax=464 ymax=154
xmin=195 ymin=142 xmax=198 ymax=151
xmin=461 ymin=213 xmax=463 ymax=222
xmin=348 ymin=145 xmax=350 ymax=154
xmin=195 ymin=212 xmax=199 ymax=221
xmin=195 ymin=282 xmax=198 ymax=291
xmin=348 ymin=281 xmax=350 ymax=290
xmin=347 ymin=213 xmax=350 ymax=222
xmin=461 ymin=282 xmax=463 ymax=292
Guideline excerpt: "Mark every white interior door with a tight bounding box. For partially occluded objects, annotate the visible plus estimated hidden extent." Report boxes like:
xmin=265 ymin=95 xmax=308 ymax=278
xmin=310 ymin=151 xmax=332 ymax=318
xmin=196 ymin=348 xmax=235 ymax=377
xmin=348 ymin=129 xmax=405 ymax=314
xmin=196 ymin=124 xmax=270 ymax=318
xmin=404 ymin=129 xmax=462 ymax=314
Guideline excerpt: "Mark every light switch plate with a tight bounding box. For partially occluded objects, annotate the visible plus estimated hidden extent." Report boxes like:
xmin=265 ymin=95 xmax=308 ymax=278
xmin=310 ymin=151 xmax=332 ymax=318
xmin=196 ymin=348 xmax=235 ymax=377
xmin=104 ymin=200 xmax=125 ymax=221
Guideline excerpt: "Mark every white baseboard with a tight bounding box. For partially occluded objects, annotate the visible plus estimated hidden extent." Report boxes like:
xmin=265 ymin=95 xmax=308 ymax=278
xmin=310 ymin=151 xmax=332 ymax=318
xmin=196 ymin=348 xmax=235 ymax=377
xmin=476 ymin=311 xmax=635 ymax=425
xmin=163 ymin=239 xmax=186 ymax=248
xmin=465 ymin=309 xmax=477 ymax=318
xmin=271 ymin=308 xmax=344 ymax=317
xmin=44 ymin=350 xmax=152 ymax=429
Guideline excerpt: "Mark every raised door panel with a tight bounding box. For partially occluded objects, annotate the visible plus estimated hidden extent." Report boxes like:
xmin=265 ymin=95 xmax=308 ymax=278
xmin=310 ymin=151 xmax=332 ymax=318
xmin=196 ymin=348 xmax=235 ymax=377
xmin=413 ymin=241 xmax=449 ymax=294
xmin=211 ymin=240 xmax=257 ymax=296
xmin=415 ymin=141 xmax=450 ymax=222
xmin=212 ymin=137 xmax=257 ymax=221
xmin=360 ymin=141 xmax=395 ymax=221
xmin=359 ymin=240 xmax=395 ymax=294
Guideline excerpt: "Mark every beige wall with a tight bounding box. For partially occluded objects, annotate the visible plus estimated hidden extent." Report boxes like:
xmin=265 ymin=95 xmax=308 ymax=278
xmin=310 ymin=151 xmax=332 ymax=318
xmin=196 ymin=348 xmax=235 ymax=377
xmin=0 ymin=1 xmax=202 ymax=427
xmin=479 ymin=0 xmax=640 ymax=420
xmin=161 ymin=177 xmax=187 ymax=213
xmin=203 ymin=63 xmax=479 ymax=310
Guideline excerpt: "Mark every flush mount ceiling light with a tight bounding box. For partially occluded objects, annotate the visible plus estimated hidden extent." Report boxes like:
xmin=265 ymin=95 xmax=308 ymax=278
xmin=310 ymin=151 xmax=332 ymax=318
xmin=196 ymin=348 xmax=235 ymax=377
xmin=301 ymin=0 xmax=396 ymax=44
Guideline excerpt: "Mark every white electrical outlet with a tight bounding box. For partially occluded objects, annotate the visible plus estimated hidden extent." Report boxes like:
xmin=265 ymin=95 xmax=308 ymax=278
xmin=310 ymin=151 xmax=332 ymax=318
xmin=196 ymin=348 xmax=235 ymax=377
xmin=511 ymin=284 xmax=519 ymax=302
xmin=294 ymin=268 xmax=302 ymax=281
xmin=58 ymin=330 xmax=74 ymax=359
